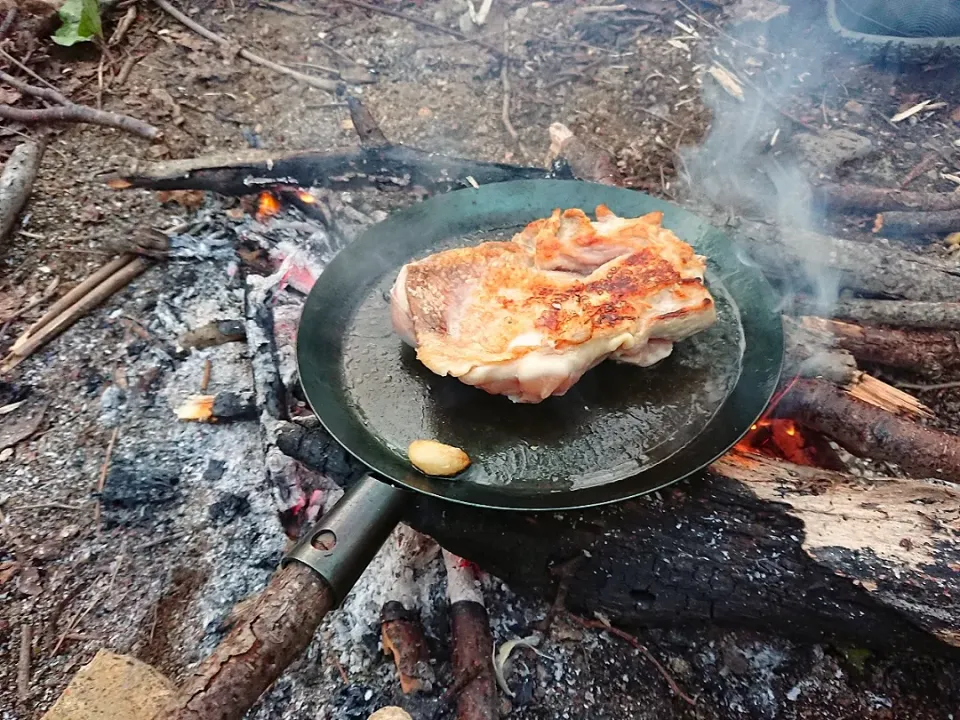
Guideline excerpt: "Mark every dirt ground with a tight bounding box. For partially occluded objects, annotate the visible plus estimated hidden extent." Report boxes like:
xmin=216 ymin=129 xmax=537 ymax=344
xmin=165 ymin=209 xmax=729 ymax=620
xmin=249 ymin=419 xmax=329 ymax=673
xmin=2 ymin=0 xmax=960 ymax=718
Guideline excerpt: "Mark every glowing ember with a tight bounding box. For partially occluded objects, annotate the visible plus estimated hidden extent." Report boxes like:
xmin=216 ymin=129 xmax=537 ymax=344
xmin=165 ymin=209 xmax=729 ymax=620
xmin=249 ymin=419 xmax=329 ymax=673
xmin=296 ymin=190 xmax=318 ymax=204
xmin=256 ymin=191 xmax=281 ymax=221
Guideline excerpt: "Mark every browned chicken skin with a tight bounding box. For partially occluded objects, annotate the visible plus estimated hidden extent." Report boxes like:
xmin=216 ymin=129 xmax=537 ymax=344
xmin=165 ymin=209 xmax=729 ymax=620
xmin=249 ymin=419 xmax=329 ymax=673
xmin=390 ymin=205 xmax=717 ymax=403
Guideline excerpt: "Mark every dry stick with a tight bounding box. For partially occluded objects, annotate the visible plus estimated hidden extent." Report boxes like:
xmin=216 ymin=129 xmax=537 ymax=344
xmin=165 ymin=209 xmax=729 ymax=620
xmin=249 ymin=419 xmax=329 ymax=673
xmin=2 ymin=257 xmax=151 ymax=371
xmin=500 ymin=31 xmax=525 ymax=158
xmin=0 ymin=81 xmax=160 ymax=140
xmin=335 ymin=0 xmax=506 ymax=57
xmin=0 ymin=49 xmax=60 ymax=93
xmin=52 ymin=589 xmax=106 ymax=655
xmin=897 ymin=379 xmax=960 ymax=391
xmin=566 ymin=613 xmax=696 ymax=706
xmin=0 ymin=140 xmax=44 ymax=243
xmin=93 ymin=427 xmax=120 ymax=529
xmin=200 ymin=358 xmax=212 ymax=392
xmin=899 ymin=151 xmax=939 ymax=189
xmin=151 ymin=0 xmax=340 ymax=92
xmin=17 ymin=624 xmax=31 ymax=704
xmin=13 ymin=254 xmax=134 ymax=350
xmin=109 ymin=5 xmax=138 ymax=46
xmin=115 ymin=55 xmax=139 ymax=86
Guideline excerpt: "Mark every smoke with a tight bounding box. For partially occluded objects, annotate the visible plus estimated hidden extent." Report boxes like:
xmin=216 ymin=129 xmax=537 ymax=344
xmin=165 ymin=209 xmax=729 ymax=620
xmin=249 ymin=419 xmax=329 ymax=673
xmin=679 ymin=5 xmax=845 ymax=312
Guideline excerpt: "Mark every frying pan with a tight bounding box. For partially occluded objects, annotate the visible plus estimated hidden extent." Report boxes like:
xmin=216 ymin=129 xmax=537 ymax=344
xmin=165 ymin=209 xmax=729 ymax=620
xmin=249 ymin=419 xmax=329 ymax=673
xmin=285 ymin=179 xmax=783 ymax=604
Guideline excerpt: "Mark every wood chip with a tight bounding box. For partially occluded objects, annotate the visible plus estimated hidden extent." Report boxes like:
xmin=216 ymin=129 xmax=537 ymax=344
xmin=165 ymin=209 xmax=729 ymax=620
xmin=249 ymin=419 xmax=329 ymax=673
xmin=890 ymin=100 xmax=945 ymax=123
xmin=707 ymin=64 xmax=744 ymax=101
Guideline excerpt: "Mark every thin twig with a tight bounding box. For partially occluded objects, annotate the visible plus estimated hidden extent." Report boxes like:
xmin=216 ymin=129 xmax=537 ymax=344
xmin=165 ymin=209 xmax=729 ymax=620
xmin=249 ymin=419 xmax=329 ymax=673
xmin=200 ymin=357 xmax=212 ymax=392
xmin=0 ymin=76 xmax=160 ymax=140
xmin=96 ymin=55 xmax=105 ymax=111
xmin=13 ymin=502 xmax=88 ymax=511
xmin=17 ymin=624 xmax=31 ymax=704
xmin=500 ymin=30 xmax=526 ymax=158
xmin=334 ymin=0 xmax=506 ymax=57
xmin=638 ymin=105 xmax=684 ymax=129
xmin=896 ymin=380 xmax=960 ymax=391
xmin=93 ymin=426 xmax=120 ymax=528
xmin=151 ymin=0 xmax=340 ymax=92
xmin=52 ymin=589 xmax=105 ymax=655
xmin=566 ymin=613 xmax=696 ymax=706
xmin=0 ymin=49 xmax=60 ymax=92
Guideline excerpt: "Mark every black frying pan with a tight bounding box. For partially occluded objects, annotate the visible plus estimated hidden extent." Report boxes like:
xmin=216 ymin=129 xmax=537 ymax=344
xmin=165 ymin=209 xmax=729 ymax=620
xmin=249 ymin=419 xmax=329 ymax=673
xmin=285 ymin=179 xmax=783 ymax=603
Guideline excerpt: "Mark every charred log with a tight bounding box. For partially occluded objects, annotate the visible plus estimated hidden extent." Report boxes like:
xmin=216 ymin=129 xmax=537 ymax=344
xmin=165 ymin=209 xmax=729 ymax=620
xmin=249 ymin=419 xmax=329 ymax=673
xmin=777 ymin=378 xmax=960 ymax=482
xmin=403 ymin=453 xmax=960 ymax=656
xmin=800 ymin=316 xmax=960 ymax=377
xmin=105 ymin=145 xmax=571 ymax=196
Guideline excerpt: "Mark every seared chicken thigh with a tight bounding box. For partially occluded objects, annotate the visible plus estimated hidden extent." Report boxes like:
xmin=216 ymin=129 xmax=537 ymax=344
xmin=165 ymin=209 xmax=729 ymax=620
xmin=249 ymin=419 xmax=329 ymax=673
xmin=390 ymin=206 xmax=716 ymax=403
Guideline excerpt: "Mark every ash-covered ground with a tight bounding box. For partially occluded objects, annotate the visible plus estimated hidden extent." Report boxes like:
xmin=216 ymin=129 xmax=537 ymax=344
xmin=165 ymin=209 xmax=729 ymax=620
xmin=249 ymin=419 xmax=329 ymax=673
xmin=4 ymin=0 xmax=960 ymax=718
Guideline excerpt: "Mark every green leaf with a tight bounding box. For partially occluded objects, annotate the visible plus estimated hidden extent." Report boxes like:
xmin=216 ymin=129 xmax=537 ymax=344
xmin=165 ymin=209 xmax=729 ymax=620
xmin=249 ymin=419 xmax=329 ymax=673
xmin=51 ymin=0 xmax=102 ymax=46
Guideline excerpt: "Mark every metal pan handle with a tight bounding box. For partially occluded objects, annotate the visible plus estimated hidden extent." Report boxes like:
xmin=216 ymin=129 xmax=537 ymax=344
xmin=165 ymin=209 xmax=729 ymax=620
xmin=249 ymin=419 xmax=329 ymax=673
xmin=283 ymin=473 xmax=409 ymax=605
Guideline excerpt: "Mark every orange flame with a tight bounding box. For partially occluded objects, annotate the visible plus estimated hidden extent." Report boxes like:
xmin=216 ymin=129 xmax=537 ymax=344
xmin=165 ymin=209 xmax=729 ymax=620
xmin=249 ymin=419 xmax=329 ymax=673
xmin=296 ymin=190 xmax=318 ymax=204
xmin=256 ymin=191 xmax=281 ymax=221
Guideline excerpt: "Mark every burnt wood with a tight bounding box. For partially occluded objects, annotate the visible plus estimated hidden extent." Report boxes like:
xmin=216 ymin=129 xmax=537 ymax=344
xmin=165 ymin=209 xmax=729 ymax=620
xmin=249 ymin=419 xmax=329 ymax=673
xmin=791 ymin=298 xmax=960 ymax=331
xmin=105 ymin=145 xmax=571 ymax=195
xmin=401 ymin=453 xmax=960 ymax=656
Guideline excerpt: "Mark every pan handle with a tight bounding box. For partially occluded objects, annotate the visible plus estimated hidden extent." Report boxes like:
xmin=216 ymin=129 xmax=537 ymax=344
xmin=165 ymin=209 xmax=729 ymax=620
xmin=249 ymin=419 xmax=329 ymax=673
xmin=283 ymin=474 xmax=409 ymax=605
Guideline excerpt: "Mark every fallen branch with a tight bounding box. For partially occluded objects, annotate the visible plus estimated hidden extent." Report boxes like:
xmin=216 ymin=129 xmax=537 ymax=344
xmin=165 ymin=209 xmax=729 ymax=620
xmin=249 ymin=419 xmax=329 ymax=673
xmin=0 ymin=140 xmax=44 ymax=243
xmin=105 ymin=145 xmax=569 ymax=195
xmin=792 ymin=298 xmax=960 ymax=331
xmin=151 ymin=0 xmax=342 ymax=92
xmin=814 ymin=182 xmax=960 ymax=213
xmin=347 ymin=96 xmax=387 ymax=147
xmin=0 ymin=7 xmax=17 ymax=38
xmin=334 ymin=0 xmax=506 ymax=58
xmin=0 ymin=69 xmax=160 ymax=140
xmin=874 ymin=208 xmax=960 ymax=237
xmin=776 ymin=378 xmax=960 ymax=482
xmin=800 ymin=316 xmax=960 ymax=377
xmin=566 ymin=613 xmax=695 ymax=706
xmin=2 ymin=256 xmax=151 ymax=372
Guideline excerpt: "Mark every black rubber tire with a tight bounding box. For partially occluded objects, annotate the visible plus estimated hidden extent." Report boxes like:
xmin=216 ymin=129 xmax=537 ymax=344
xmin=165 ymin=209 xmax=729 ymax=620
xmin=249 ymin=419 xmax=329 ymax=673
xmin=826 ymin=0 xmax=960 ymax=65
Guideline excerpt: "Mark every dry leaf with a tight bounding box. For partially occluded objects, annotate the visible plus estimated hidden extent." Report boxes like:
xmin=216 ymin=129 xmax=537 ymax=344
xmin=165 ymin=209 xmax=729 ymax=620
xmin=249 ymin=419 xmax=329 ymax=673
xmin=156 ymin=189 xmax=206 ymax=210
xmin=0 ymin=88 xmax=22 ymax=105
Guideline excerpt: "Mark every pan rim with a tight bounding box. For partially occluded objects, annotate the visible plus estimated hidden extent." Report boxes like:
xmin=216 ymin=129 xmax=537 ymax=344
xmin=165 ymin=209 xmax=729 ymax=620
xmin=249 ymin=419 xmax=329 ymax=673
xmin=295 ymin=179 xmax=784 ymax=511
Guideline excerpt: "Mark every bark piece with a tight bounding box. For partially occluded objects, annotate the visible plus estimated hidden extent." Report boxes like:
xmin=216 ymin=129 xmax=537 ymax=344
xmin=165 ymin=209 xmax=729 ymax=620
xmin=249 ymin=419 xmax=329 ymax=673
xmin=0 ymin=141 xmax=44 ymax=243
xmin=450 ymin=602 xmax=498 ymax=720
xmin=40 ymin=649 xmax=174 ymax=720
xmin=777 ymin=378 xmax=960 ymax=482
xmin=155 ymin=564 xmax=335 ymax=720
xmin=403 ymin=453 xmax=960 ymax=655
xmin=105 ymin=145 xmax=567 ymax=195
xmin=800 ymin=316 xmax=960 ymax=377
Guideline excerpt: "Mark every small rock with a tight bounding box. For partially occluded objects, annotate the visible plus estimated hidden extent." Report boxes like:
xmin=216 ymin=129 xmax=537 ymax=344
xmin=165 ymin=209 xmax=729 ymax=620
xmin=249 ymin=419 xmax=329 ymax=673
xmin=203 ymin=459 xmax=226 ymax=482
xmin=721 ymin=646 xmax=750 ymax=676
xmin=786 ymin=684 xmax=802 ymax=701
xmin=792 ymin=128 xmax=873 ymax=175
xmin=418 ymin=106 xmax=433 ymax=118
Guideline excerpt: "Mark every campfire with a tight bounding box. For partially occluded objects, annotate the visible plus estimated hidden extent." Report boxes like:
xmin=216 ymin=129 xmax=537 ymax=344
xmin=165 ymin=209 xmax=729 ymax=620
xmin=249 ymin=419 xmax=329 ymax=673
xmin=2 ymin=2 xmax=960 ymax=720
